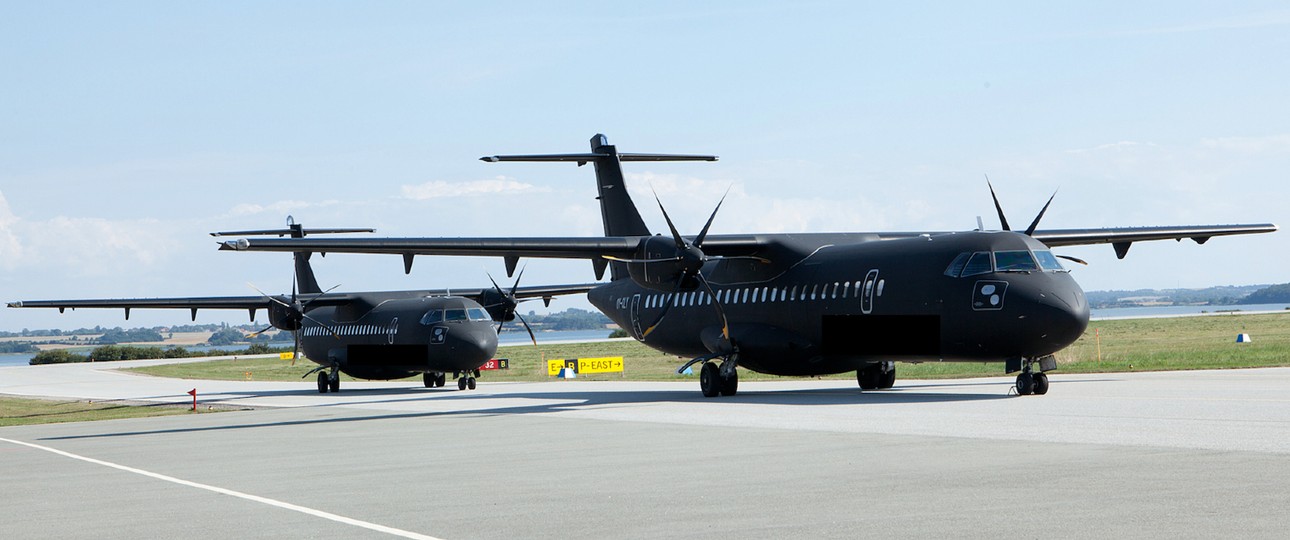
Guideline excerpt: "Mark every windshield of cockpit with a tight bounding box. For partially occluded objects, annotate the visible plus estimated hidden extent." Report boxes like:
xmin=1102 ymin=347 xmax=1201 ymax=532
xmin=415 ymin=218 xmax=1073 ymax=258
xmin=943 ymin=249 xmax=1065 ymax=277
xmin=420 ymin=307 xmax=493 ymax=324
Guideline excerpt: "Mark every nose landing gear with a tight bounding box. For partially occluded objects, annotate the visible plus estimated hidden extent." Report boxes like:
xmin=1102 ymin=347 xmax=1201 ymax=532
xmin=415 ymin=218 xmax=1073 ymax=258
xmin=1011 ymin=356 xmax=1054 ymax=396
xmin=453 ymin=370 xmax=479 ymax=391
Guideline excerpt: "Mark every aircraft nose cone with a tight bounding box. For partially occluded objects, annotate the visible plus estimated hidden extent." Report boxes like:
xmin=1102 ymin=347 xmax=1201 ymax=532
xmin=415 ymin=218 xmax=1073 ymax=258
xmin=1012 ymin=279 xmax=1090 ymax=354
xmin=450 ymin=328 xmax=498 ymax=368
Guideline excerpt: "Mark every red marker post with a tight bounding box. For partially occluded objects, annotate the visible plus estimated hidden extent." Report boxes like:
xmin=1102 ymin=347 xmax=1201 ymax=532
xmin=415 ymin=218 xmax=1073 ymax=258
xmin=187 ymin=388 xmax=197 ymax=411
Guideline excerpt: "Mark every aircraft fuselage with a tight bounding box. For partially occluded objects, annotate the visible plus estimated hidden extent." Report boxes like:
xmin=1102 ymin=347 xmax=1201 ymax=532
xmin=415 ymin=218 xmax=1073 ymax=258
xmin=297 ymin=293 xmax=498 ymax=380
xmin=590 ymin=230 xmax=1089 ymax=376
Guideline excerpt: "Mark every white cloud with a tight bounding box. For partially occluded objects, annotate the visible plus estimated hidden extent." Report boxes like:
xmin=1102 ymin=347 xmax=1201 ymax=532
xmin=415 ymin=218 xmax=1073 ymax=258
xmin=1200 ymin=135 xmax=1290 ymax=155
xmin=229 ymin=199 xmax=339 ymax=216
xmin=0 ymin=192 xmax=26 ymax=268
xmin=400 ymin=176 xmax=548 ymax=200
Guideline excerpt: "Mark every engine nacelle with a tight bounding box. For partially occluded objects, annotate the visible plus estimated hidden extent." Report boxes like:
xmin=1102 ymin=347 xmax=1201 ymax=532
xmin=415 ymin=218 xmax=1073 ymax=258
xmin=267 ymin=298 xmax=303 ymax=331
xmin=626 ymin=236 xmax=704 ymax=292
xmin=478 ymin=289 xmax=517 ymax=322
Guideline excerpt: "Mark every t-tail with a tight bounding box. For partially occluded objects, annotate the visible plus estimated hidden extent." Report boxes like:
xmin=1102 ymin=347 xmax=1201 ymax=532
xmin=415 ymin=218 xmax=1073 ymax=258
xmin=211 ymin=216 xmax=374 ymax=294
xmin=481 ymin=134 xmax=717 ymax=280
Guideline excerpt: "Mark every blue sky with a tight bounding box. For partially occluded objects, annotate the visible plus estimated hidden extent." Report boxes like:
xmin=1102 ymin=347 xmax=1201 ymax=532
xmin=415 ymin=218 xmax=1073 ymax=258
xmin=2 ymin=2 xmax=1287 ymax=331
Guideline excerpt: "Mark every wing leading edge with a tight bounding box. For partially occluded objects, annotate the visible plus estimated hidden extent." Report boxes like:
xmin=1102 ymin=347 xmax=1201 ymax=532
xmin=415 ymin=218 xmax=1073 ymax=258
xmin=218 ymin=222 xmax=1277 ymax=270
xmin=1031 ymin=223 xmax=1278 ymax=258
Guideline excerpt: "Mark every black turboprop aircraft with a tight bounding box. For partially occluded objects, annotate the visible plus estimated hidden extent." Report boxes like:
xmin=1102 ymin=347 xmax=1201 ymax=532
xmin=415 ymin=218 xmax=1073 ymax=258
xmin=9 ymin=219 xmax=596 ymax=393
xmin=220 ymin=135 xmax=1278 ymax=397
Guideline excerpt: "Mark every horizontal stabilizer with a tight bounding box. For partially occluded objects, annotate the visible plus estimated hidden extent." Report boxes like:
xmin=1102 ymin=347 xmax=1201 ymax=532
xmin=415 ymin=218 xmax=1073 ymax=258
xmin=481 ymin=153 xmax=716 ymax=163
xmin=211 ymin=227 xmax=374 ymax=238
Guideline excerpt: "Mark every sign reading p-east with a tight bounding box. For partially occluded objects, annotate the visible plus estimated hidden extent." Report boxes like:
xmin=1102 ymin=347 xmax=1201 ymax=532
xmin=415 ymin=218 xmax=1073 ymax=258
xmin=547 ymin=356 xmax=624 ymax=375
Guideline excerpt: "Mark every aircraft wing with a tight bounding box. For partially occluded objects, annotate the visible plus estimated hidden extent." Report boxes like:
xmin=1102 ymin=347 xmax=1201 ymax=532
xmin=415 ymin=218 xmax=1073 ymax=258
xmin=1031 ymin=224 xmax=1278 ymax=258
xmin=7 ymin=294 xmax=356 ymax=321
xmin=219 ymin=236 xmax=769 ymax=278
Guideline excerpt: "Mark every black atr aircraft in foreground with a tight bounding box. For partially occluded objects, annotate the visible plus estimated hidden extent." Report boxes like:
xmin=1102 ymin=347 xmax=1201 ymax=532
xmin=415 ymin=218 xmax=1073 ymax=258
xmin=10 ymin=219 xmax=596 ymax=393
xmin=220 ymin=135 xmax=1278 ymax=397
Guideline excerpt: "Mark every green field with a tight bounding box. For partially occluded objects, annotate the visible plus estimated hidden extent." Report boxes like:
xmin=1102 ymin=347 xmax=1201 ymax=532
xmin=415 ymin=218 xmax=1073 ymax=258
xmin=125 ymin=312 xmax=1290 ymax=383
xmin=0 ymin=396 xmax=222 ymax=427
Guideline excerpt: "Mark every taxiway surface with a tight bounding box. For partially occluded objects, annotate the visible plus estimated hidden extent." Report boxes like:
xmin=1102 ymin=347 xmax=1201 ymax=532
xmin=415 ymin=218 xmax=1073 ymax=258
xmin=3 ymin=361 xmax=1289 ymax=539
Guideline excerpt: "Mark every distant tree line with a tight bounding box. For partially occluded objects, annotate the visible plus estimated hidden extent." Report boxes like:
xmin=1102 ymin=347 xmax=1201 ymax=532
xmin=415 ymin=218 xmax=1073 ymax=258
xmin=1084 ymin=285 xmax=1270 ymax=309
xmin=512 ymin=308 xmax=613 ymax=332
xmin=29 ymin=343 xmax=287 ymax=365
xmin=1240 ymin=283 xmax=1290 ymax=304
xmin=0 ymin=342 xmax=38 ymax=353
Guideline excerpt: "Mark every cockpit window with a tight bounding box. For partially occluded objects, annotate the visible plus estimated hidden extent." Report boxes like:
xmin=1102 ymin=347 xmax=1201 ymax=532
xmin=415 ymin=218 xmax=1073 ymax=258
xmin=961 ymin=251 xmax=993 ymax=277
xmin=944 ymin=252 xmax=971 ymax=277
xmin=420 ymin=309 xmax=443 ymax=325
xmin=1033 ymin=250 xmax=1065 ymax=271
xmin=994 ymin=250 xmax=1039 ymax=272
xmin=444 ymin=309 xmax=468 ymax=321
xmin=468 ymin=308 xmax=492 ymax=321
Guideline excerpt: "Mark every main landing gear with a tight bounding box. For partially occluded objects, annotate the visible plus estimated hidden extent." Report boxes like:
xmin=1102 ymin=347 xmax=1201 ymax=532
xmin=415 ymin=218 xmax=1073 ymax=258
xmin=679 ymin=354 xmax=739 ymax=398
xmin=857 ymin=362 xmax=896 ymax=390
xmin=453 ymin=370 xmax=479 ymax=391
xmin=423 ymin=371 xmax=447 ymax=388
xmin=1011 ymin=356 xmax=1054 ymax=396
xmin=313 ymin=365 xmax=340 ymax=393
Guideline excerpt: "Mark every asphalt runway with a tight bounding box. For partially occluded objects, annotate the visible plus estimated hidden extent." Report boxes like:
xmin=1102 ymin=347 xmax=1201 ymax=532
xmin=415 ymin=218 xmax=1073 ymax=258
xmin=3 ymin=361 xmax=1290 ymax=539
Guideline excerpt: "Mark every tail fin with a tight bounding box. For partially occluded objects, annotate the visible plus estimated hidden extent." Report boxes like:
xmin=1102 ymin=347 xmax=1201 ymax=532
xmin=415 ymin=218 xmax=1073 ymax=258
xmin=212 ymin=216 xmax=374 ymax=294
xmin=481 ymin=134 xmax=717 ymax=279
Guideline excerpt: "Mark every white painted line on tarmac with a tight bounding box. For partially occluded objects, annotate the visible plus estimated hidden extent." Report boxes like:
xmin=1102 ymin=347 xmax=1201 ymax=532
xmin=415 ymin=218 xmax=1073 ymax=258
xmin=0 ymin=437 xmax=445 ymax=540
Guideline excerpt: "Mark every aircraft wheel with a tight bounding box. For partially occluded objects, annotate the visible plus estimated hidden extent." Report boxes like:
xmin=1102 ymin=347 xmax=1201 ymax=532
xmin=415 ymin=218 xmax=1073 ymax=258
xmin=699 ymin=362 xmax=721 ymax=398
xmin=436 ymin=373 xmax=447 ymax=387
xmin=317 ymin=371 xmax=328 ymax=394
xmin=457 ymin=377 xmax=467 ymax=391
xmin=1033 ymin=372 xmax=1050 ymax=395
xmin=719 ymin=365 xmax=738 ymax=397
xmin=467 ymin=377 xmax=477 ymax=390
xmin=1015 ymin=372 xmax=1035 ymax=396
xmin=328 ymin=376 xmax=339 ymax=393
xmin=857 ymin=364 xmax=881 ymax=390
xmin=423 ymin=372 xmax=436 ymax=388
xmin=879 ymin=367 xmax=896 ymax=389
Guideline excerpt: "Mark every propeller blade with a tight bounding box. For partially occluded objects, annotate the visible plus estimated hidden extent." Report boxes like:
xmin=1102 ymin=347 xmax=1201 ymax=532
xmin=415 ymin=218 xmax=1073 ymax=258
xmin=246 ymin=324 xmax=274 ymax=338
xmin=1056 ymin=254 xmax=1089 ymax=266
xmin=301 ymin=313 xmax=343 ymax=339
xmin=516 ymin=313 xmax=538 ymax=347
xmin=486 ymin=271 xmax=504 ymax=295
xmin=510 ymin=265 xmax=525 ymax=297
xmin=602 ymin=254 xmax=684 ymax=264
xmin=298 ymin=283 xmax=342 ymax=310
xmin=291 ymin=328 xmax=300 ymax=366
xmin=1024 ymin=190 xmax=1058 ymax=236
xmin=696 ymin=273 xmax=731 ymax=343
xmin=642 ymin=284 xmax=682 ymax=339
xmin=986 ymin=178 xmax=1011 ymax=231
xmin=694 ymin=187 xmax=731 ymax=248
xmin=652 ymin=191 xmax=688 ymax=251
xmin=248 ymin=282 xmax=291 ymax=308
xmin=705 ymin=255 xmax=773 ymax=264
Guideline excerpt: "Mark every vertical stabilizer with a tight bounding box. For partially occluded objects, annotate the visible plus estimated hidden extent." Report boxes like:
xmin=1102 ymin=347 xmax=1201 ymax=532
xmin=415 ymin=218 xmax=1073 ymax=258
xmin=290 ymin=224 xmax=324 ymax=294
xmin=480 ymin=134 xmax=717 ymax=280
xmin=587 ymin=134 xmax=652 ymax=238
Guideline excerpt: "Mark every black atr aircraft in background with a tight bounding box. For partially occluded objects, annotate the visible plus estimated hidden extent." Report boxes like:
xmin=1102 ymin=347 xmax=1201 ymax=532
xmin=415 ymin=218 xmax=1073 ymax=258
xmin=220 ymin=135 xmax=1278 ymax=397
xmin=10 ymin=219 xmax=596 ymax=393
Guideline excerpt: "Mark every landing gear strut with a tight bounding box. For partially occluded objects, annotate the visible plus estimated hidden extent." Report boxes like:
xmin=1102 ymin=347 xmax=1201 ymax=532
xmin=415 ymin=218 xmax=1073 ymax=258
xmin=314 ymin=366 xmax=340 ymax=393
xmin=690 ymin=355 xmax=738 ymax=398
xmin=453 ymin=370 xmax=479 ymax=391
xmin=424 ymin=371 xmax=447 ymax=388
xmin=1012 ymin=356 xmax=1053 ymax=396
